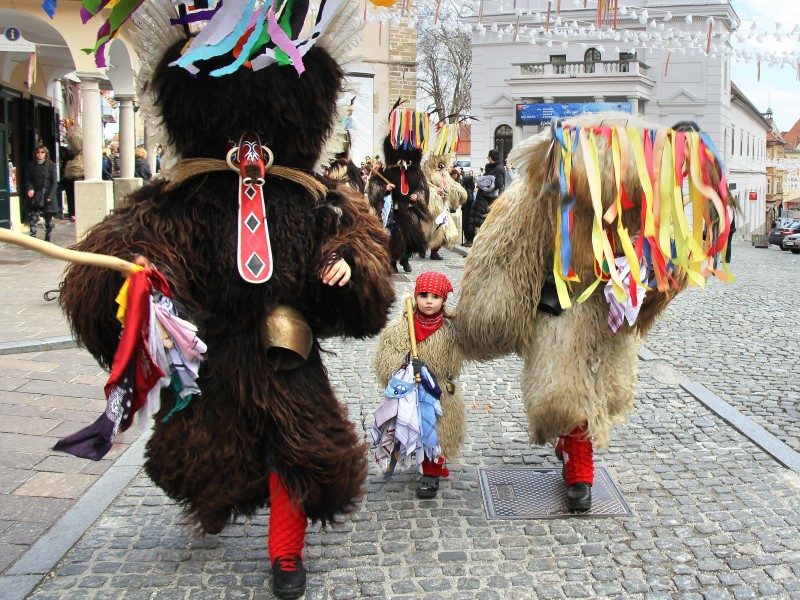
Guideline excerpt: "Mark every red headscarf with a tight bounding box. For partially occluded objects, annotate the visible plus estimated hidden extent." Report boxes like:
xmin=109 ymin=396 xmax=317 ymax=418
xmin=413 ymin=271 xmax=453 ymax=343
xmin=414 ymin=271 xmax=453 ymax=300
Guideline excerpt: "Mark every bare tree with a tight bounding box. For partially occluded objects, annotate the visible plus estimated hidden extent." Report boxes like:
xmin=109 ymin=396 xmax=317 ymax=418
xmin=416 ymin=0 xmax=472 ymax=123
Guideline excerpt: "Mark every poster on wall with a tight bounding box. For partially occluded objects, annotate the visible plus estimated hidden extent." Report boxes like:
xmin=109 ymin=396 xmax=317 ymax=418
xmin=516 ymin=102 xmax=632 ymax=126
xmin=748 ymin=191 xmax=757 ymax=201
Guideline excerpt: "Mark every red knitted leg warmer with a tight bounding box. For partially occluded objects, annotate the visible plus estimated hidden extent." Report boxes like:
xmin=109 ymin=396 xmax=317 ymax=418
xmin=561 ymin=424 xmax=594 ymax=486
xmin=421 ymin=456 xmax=450 ymax=478
xmin=268 ymin=472 xmax=307 ymax=567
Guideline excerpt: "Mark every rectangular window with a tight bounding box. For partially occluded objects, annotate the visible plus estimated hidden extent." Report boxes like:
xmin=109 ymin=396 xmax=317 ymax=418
xmin=550 ymin=55 xmax=567 ymax=75
xmin=619 ymin=52 xmax=635 ymax=73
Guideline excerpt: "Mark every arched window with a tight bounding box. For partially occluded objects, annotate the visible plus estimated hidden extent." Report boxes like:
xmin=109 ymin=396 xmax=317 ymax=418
xmin=584 ymin=47 xmax=601 ymax=73
xmin=494 ymin=125 xmax=513 ymax=163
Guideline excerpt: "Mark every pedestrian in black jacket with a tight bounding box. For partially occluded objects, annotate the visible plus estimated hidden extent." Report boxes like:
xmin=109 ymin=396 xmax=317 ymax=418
xmin=461 ymin=169 xmax=476 ymax=244
xmin=470 ymin=149 xmax=506 ymax=234
xmin=25 ymin=145 xmax=59 ymax=241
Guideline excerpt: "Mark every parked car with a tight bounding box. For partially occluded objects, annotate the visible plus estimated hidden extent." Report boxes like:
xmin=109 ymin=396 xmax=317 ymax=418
xmin=768 ymin=222 xmax=800 ymax=248
xmin=782 ymin=232 xmax=800 ymax=254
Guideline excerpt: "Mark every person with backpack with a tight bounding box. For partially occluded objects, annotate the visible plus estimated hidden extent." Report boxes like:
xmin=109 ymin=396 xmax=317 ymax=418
xmin=470 ymin=149 xmax=505 ymax=235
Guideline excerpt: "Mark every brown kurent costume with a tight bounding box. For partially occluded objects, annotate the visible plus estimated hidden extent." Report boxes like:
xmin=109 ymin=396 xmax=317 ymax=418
xmin=373 ymin=314 xmax=466 ymax=461
xmin=58 ymin=34 xmax=394 ymax=552
xmin=456 ymin=113 xmax=731 ymax=511
xmin=367 ymin=118 xmax=431 ymax=270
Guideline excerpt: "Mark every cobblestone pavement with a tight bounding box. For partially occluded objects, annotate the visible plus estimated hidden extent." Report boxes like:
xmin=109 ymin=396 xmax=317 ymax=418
xmin=646 ymin=243 xmax=800 ymax=454
xmin=9 ymin=240 xmax=798 ymax=599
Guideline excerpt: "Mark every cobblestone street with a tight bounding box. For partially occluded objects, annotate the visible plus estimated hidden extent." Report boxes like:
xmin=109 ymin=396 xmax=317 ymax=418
xmin=1 ymin=232 xmax=799 ymax=599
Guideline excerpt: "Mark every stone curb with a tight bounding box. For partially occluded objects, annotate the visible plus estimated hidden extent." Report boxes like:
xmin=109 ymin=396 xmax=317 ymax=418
xmin=0 ymin=431 xmax=150 ymax=600
xmin=0 ymin=336 xmax=78 ymax=356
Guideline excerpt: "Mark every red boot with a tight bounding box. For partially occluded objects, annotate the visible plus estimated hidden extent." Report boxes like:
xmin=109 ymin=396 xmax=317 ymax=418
xmin=558 ymin=424 xmax=594 ymax=513
xmin=417 ymin=457 xmax=450 ymax=498
xmin=268 ymin=472 xmax=307 ymax=599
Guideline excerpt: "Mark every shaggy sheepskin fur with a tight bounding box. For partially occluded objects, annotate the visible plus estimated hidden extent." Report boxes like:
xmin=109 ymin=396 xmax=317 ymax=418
xmin=373 ymin=313 xmax=466 ymax=460
xmin=457 ymin=112 xmax=720 ymax=447
xmin=58 ymin=41 xmax=395 ymax=532
xmin=422 ymin=153 xmax=467 ymax=249
xmin=367 ymin=137 xmax=431 ymax=261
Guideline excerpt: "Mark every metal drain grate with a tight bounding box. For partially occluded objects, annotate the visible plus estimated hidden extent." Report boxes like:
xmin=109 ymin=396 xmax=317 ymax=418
xmin=478 ymin=467 xmax=633 ymax=519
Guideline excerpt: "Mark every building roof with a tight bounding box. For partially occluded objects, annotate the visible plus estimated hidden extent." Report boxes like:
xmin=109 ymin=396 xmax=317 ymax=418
xmin=730 ymin=82 xmax=772 ymax=130
xmin=781 ymin=118 xmax=800 ymax=149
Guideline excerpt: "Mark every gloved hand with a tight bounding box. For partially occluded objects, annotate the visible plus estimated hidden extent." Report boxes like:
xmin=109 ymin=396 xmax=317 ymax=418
xmin=411 ymin=357 xmax=424 ymax=379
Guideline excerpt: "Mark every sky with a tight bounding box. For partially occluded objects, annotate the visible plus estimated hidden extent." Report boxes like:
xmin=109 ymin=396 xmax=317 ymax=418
xmin=730 ymin=0 xmax=800 ymax=132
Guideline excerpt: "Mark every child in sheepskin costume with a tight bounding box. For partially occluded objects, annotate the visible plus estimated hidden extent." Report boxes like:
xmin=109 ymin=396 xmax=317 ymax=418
xmin=56 ymin=3 xmax=394 ymax=597
xmin=367 ymin=108 xmax=431 ymax=273
xmin=421 ymin=152 xmax=467 ymax=259
xmin=372 ymin=271 xmax=466 ymax=498
xmin=456 ymin=114 xmax=733 ymax=513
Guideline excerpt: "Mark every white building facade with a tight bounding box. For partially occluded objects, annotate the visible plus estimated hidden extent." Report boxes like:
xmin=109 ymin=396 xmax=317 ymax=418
xmin=467 ymin=0 xmax=770 ymax=236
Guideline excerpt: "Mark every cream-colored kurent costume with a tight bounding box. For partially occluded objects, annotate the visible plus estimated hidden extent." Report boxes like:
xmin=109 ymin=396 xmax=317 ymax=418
xmin=456 ymin=113 xmax=733 ymax=510
xmin=422 ymin=154 xmax=467 ymax=250
xmin=374 ymin=313 xmax=466 ymax=461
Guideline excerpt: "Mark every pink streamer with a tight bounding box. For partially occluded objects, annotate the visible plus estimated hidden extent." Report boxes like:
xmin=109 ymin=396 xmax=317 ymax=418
xmin=267 ymin=4 xmax=305 ymax=75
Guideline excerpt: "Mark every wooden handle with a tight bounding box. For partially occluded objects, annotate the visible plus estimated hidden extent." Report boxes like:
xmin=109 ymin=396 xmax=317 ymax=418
xmin=368 ymin=166 xmax=392 ymax=187
xmin=405 ymin=296 xmax=421 ymax=382
xmin=0 ymin=228 xmax=138 ymax=275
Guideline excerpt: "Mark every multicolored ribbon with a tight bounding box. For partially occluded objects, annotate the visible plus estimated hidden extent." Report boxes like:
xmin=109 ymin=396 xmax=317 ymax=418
xmin=389 ymin=109 xmax=430 ymax=153
xmin=430 ymin=123 xmax=461 ymax=156
xmin=548 ymin=120 xmax=734 ymax=319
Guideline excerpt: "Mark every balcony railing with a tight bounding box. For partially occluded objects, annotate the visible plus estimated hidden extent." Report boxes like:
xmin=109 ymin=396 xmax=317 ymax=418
xmin=519 ymin=60 xmax=650 ymax=78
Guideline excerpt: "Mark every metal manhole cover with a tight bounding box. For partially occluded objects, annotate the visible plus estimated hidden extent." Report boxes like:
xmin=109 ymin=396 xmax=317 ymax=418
xmin=392 ymin=274 xmax=411 ymax=282
xmin=478 ymin=467 xmax=633 ymax=519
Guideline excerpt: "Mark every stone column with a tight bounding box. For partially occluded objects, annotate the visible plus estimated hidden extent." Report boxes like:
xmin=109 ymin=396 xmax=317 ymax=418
xmin=627 ymin=95 xmax=640 ymax=115
xmin=77 ymin=73 xmax=103 ymax=181
xmin=74 ymin=72 xmax=114 ymax=241
xmin=117 ymin=94 xmax=135 ymax=178
xmin=113 ymin=93 xmax=143 ymax=209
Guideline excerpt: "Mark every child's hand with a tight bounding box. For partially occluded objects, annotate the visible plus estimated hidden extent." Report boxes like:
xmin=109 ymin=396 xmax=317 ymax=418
xmin=321 ymin=257 xmax=351 ymax=286
xmin=411 ymin=357 xmax=424 ymax=379
xmin=133 ymin=255 xmax=155 ymax=272
xmin=410 ymin=193 xmax=418 ymax=201
xmin=386 ymin=183 xmax=395 ymax=191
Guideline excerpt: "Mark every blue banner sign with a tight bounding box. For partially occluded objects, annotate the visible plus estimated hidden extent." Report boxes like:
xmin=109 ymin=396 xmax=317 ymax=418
xmin=516 ymin=102 xmax=632 ymax=125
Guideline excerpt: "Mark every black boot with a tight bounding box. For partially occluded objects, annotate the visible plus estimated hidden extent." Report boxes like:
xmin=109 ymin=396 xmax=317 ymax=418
xmin=429 ymin=250 xmax=443 ymax=261
xmin=565 ymin=482 xmax=592 ymax=513
xmin=272 ymin=555 xmax=306 ymax=599
xmin=400 ymin=258 xmax=412 ymax=273
xmin=416 ymin=475 xmax=440 ymax=498
xmin=391 ymin=261 xmax=399 ymax=273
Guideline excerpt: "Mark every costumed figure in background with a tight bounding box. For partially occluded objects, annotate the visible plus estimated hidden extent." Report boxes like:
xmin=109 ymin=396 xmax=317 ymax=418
xmin=367 ymin=105 xmax=431 ymax=273
xmin=420 ymin=121 xmax=468 ymax=260
xmin=456 ymin=113 xmax=734 ymax=513
xmin=327 ymin=98 xmax=366 ymax=194
xmin=52 ymin=0 xmax=395 ymax=597
xmin=372 ymin=271 xmax=465 ymax=499
xmin=62 ymin=126 xmax=84 ymax=221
